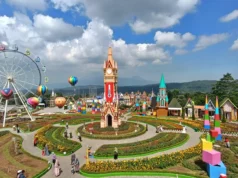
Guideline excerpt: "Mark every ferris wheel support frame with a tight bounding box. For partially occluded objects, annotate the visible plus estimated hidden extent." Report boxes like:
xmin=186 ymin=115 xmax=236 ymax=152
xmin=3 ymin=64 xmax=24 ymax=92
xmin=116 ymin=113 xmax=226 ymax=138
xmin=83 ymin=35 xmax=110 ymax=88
xmin=2 ymin=81 xmax=10 ymax=127
xmin=11 ymin=81 xmax=34 ymax=122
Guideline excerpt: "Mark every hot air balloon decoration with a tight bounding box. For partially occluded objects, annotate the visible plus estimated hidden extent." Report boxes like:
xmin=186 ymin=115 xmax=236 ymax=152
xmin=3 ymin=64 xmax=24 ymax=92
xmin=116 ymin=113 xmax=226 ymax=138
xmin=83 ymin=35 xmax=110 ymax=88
xmin=0 ymin=88 xmax=13 ymax=100
xmin=37 ymin=85 xmax=47 ymax=95
xmin=55 ymin=97 xmax=66 ymax=108
xmin=27 ymin=97 xmax=39 ymax=108
xmin=68 ymin=76 xmax=78 ymax=86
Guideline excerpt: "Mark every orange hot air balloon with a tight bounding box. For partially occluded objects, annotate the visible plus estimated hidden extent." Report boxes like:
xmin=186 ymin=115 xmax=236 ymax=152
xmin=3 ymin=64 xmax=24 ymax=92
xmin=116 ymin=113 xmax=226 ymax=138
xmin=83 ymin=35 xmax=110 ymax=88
xmin=55 ymin=97 xmax=66 ymax=108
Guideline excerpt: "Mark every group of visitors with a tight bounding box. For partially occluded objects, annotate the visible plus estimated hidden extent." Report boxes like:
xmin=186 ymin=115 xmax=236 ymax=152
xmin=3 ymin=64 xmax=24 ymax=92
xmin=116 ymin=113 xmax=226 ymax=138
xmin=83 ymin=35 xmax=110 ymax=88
xmin=71 ymin=152 xmax=80 ymax=174
xmin=16 ymin=170 xmax=26 ymax=178
xmin=41 ymin=144 xmax=50 ymax=156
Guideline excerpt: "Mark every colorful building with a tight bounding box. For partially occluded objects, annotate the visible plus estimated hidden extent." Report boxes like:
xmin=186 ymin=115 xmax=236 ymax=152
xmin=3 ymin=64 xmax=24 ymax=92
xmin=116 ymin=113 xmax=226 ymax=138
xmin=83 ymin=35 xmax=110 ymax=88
xmin=184 ymin=98 xmax=194 ymax=118
xmin=220 ymin=98 xmax=237 ymax=121
xmin=194 ymin=99 xmax=215 ymax=118
xmin=155 ymin=74 xmax=168 ymax=117
xmin=168 ymin=98 xmax=182 ymax=116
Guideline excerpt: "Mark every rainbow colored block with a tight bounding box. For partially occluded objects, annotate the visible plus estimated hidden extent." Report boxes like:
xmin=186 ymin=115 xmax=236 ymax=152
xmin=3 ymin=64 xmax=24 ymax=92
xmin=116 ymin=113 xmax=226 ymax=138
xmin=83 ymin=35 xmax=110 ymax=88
xmin=204 ymin=125 xmax=210 ymax=129
xmin=216 ymin=134 xmax=222 ymax=141
xmin=214 ymin=114 xmax=220 ymax=120
xmin=210 ymin=130 xmax=218 ymax=138
xmin=214 ymin=121 xmax=220 ymax=127
xmin=202 ymin=139 xmax=213 ymax=151
xmin=202 ymin=150 xmax=221 ymax=165
xmin=214 ymin=127 xmax=221 ymax=134
xmin=220 ymin=174 xmax=227 ymax=178
xmin=206 ymin=161 xmax=226 ymax=178
xmin=204 ymin=120 xmax=210 ymax=125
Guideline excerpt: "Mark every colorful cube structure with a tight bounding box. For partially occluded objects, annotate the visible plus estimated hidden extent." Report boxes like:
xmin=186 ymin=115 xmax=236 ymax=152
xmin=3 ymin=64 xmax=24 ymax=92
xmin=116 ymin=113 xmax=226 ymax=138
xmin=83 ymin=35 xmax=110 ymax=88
xmin=206 ymin=161 xmax=226 ymax=178
xmin=202 ymin=150 xmax=221 ymax=165
xmin=210 ymin=130 xmax=218 ymax=138
xmin=202 ymin=139 xmax=213 ymax=151
xmin=202 ymin=96 xmax=226 ymax=178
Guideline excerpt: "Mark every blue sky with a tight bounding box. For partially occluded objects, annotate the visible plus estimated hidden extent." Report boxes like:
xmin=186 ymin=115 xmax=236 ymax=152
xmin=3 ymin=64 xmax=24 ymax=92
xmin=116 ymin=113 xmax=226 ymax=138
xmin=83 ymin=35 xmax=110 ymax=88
xmin=0 ymin=0 xmax=237 ymax=86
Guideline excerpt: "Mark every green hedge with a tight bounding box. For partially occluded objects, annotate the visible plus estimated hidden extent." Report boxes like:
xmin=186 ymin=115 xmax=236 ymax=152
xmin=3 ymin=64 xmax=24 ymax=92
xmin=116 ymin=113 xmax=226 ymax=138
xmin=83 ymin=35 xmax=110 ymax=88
xmin=95 ymin=133 xmax=189 ymax=157
xmin=32 ymin=163 xmax=52 ymax=178
xmin=80 ymin=170 xmax=199 ymax=178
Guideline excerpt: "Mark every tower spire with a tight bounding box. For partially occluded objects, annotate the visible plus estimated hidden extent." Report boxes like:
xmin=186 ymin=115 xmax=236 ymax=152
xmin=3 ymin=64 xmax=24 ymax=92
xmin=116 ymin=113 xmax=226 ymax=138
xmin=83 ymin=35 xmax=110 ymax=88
xmin=159 ymin=74 xmax=166 ymax=88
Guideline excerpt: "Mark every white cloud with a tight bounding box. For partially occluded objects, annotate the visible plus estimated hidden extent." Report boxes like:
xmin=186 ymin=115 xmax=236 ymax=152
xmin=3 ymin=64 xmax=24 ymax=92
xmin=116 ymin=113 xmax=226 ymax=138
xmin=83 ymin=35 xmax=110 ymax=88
xmin=194 ymin=33 xmax=229 ymax=51
xmin=51 ymin=0 xmax=82 ymax=12
xmin=230 ymin=39 xmax=238 ymax=50
xmin=220 ymin=9 xmax=238 ymax=22
xmin=50 ymin=0 xmax=200 ymax=34
xmin=33 ymin=14 xmax=83 ymax=42
xmin=0 ymin=13 xmax=171 ymax=83
xmin=6 ymin=0 xmax=47 ymax=11
xmin=175 ymin=49 xmax=188 ymax=55
xmin=154 ymin=31 xmax=195 ymax=48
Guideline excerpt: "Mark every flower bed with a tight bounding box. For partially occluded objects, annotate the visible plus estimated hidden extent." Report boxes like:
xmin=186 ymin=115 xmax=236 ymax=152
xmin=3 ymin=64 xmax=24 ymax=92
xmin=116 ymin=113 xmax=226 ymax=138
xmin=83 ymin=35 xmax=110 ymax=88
xmin=82 ymin=143 xmax=202 ymax=173
xmin=60 ymin=117 xmax=100 ymax=125
xmin=95 ymin=133 xmax=189 ymax=157
xmin=129 ymin=117 xmax=183 ymax=130
xmin=35 ymin=125 xmax=81 ymax=155
xmin=78 ymin=122 xmax=146 ymax=140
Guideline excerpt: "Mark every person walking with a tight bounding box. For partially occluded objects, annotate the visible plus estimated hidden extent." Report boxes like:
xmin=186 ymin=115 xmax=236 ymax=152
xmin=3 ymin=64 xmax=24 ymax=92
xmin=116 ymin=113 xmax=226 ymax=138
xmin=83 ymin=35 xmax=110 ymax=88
xmin=114 ymin=147 xmax=118 ymax=160
xmin=74 ymin=158 xmax=80 ymax=172
xmin=225 ymin=137 xmax=230 ymax=148
xmin=71 ymin=152 xmax=76 ymax=165
xmin=78 ymin=132 xmax=82 ymax=142
xmin=44 ymin=144 xmax=49 ymax=156
xmin=52 ymin=152 xmax=56 ymax=165
xmin=66 ymin=122 xmax=69 ymax=129
xmin=54 ymin=159 xmax=61 ymax=177
xmin=33 ymin=137 xmax=38 ymax=147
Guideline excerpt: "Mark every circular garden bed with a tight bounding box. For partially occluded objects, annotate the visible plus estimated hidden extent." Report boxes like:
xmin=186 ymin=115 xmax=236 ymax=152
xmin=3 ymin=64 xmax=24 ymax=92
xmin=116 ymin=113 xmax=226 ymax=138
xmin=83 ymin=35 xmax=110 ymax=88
xmin=35 ymin=125 xmax=81 ymax=155
xmin=94 ymin=132 xmax=189 ymax=158
xmin=78 ymin=121 xmax=146 ymax=140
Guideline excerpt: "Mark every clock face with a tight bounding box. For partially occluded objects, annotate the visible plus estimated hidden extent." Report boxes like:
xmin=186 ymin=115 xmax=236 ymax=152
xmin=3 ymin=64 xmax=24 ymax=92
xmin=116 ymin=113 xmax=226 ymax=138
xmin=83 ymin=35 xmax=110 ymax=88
xmin=106 ymin=68 xmax=112 ymax=74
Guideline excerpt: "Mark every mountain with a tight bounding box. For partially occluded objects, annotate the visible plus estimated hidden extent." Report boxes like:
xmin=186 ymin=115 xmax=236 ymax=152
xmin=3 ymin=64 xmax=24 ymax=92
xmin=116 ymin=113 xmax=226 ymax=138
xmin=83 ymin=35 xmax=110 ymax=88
xmin=47 ymin=76 xmax=157 ymax=89
xmin=54 ymin=80 xmax=217 ymax=95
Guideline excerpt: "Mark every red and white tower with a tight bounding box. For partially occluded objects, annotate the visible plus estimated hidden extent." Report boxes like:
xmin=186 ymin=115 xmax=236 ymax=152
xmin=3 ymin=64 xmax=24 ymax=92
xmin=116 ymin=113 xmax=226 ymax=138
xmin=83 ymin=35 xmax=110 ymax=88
xmin=101 ymin=47 xmax=121 ymax=128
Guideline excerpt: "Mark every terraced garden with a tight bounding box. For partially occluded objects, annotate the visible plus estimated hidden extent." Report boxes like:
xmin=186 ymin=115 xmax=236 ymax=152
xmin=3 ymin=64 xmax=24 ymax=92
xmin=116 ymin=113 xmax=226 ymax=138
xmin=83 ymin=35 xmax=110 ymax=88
xmin=0 ymin=131 xmax=48 ymax=178
xmin=35 ymin=125 xmax=81 ymax=155
xmin=94 ymin=133 xmax=189 ymax=158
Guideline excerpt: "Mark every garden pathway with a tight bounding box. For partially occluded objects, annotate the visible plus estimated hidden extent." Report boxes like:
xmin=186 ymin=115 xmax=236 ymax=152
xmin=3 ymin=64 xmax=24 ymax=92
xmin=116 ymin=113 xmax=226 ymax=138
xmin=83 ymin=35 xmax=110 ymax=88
xmin=0 ymin=113 xmax=202 ymax=178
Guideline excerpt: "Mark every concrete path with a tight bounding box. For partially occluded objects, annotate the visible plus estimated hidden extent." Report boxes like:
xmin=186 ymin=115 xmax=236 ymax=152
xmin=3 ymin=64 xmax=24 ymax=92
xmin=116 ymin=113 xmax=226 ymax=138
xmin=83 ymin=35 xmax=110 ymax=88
xmin=0 ymin=113 xmax=202 ymax=178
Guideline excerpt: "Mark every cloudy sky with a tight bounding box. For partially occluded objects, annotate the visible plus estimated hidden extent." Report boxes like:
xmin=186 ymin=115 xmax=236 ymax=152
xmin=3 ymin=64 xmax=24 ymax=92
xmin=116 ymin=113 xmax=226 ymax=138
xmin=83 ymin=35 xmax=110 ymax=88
xmin=0 ymin=0 xmax=237 ymax=86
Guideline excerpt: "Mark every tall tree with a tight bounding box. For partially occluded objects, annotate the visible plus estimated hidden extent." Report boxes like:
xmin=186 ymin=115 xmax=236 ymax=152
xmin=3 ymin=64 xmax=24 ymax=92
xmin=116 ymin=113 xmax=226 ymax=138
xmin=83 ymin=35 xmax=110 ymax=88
xmin=212 ymin=73 xmax=238 ymax=106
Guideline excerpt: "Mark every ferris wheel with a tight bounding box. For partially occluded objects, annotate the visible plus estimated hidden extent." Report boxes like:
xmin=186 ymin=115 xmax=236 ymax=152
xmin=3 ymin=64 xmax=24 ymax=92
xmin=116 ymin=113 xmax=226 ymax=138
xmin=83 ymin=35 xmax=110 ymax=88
xmin=0 ymin=44 xmax=48 ymax=127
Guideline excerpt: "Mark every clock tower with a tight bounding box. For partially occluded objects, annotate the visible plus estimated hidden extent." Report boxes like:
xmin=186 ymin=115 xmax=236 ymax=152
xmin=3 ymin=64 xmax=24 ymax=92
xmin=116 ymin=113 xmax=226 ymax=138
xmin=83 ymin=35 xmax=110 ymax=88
xmin=101 ymin=47 xmax=121 ymax=128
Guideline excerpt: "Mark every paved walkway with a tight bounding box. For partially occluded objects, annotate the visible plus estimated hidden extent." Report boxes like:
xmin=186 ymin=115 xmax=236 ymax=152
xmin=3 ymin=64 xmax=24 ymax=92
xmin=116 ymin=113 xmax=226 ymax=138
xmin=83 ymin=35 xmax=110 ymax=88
xmin=0 ymin=113 xmax=202 ymax=178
